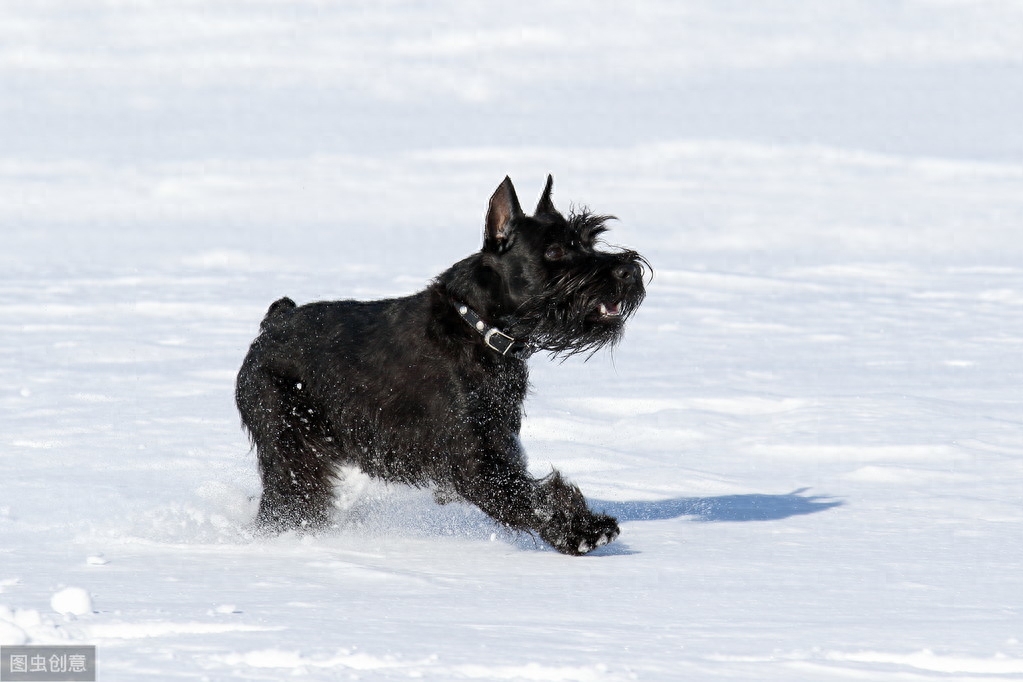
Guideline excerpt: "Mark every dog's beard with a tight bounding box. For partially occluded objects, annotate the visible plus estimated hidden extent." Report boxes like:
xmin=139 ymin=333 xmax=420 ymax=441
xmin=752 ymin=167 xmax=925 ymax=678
xmin=506 ymin=257 xmax=646 ymax=359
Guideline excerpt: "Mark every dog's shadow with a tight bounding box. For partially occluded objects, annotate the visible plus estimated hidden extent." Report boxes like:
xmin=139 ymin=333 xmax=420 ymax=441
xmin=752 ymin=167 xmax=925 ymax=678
xmin=593 ymin=488 xmax=842 ymax=524
xmin=581 ymin=488 xmax=842 ymax=556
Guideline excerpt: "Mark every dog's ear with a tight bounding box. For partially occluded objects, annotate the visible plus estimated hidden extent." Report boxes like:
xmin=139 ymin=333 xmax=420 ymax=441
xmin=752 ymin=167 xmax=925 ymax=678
xmin=534 ymin=174 xmax=562 ymax=219
xmin=485 ymin=176 xmax=523 ymax=250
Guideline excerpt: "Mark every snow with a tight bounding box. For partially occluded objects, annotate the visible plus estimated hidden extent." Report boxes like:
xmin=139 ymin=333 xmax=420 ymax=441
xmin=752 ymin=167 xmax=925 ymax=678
xmin=49 ymin=587 xmax=93 ymax=617
xmin=1 ymin=1 xmax=1022 ymax=680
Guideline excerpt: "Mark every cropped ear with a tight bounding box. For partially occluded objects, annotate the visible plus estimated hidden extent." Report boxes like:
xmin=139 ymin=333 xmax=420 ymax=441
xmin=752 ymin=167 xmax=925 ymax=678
xmin=485 ymin=176 xmax=523 ymax=250
xmin=534 ymin=174 xmax=562 ymax=219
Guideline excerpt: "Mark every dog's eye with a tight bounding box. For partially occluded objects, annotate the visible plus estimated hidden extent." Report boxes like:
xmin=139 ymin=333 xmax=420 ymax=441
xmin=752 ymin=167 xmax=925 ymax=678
xmin=545 ymin=245 xmax=566 ymax=261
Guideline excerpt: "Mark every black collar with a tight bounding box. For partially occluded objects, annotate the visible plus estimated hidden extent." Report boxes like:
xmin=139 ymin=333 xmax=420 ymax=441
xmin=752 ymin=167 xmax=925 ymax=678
xmin=454 ymin=301 xmax=532 ymax=360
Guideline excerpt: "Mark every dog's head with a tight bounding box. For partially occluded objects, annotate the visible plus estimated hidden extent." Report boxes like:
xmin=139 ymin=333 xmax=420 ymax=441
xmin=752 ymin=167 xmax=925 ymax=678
xmin=475 ymin=175 xmax=648 ymax=357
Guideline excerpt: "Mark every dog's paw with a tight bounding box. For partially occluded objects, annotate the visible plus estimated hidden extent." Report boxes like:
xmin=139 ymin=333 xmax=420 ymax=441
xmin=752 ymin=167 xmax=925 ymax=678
xmin=532 ymin=473 xmax=621 ymax=555
xmin=574 ymin=513 xmax=621 ymax=555
xmin=547 ymin=513 xmax=620 ymax=556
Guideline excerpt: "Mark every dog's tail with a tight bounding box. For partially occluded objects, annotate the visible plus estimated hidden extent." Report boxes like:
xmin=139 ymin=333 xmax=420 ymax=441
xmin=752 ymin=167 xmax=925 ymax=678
xmin=259 ymin=296 xmax=297 ymax=331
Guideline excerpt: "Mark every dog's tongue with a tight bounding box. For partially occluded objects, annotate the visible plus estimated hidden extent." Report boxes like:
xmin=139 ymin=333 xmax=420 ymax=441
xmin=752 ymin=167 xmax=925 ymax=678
xmin=599 ymin=301 xmax=622 ymax=317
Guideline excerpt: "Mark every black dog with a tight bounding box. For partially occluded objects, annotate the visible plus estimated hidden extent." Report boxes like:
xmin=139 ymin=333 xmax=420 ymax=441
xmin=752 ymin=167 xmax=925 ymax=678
xmin=236 ymin=176 xmax=646 ymax=555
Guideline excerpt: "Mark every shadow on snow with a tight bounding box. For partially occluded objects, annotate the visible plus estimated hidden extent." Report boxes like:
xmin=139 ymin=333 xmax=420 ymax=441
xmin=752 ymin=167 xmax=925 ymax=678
xmin=592 ymin=488 xmax=843 ymax=524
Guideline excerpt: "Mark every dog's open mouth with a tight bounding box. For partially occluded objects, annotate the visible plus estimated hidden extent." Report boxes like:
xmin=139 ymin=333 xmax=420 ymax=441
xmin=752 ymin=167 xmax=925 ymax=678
xmin=597 ymin=301 xmax=623 ymax=318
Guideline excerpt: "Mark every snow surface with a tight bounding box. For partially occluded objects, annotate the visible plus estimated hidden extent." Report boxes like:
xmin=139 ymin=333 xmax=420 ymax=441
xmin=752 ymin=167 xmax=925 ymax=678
xmin=49 ymin=587 xmax=94 ymax=617
xmin=2 ymin=1 xmax=1022 ymax=680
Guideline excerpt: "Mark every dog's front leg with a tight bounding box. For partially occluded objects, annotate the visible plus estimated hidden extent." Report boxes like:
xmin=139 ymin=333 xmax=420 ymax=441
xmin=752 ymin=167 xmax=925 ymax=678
xmin=455 ymin=457 xmax=619 ymax=556
xmin=528 ymin=471 xmax=620 ymax=555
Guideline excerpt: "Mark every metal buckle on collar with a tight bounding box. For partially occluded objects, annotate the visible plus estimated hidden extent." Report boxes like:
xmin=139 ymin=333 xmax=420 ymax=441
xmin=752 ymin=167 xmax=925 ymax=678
xmin=454 ymin=301 xmax=530 ymax=359
xmin=483 ymin=327 xmax=517 ymax=356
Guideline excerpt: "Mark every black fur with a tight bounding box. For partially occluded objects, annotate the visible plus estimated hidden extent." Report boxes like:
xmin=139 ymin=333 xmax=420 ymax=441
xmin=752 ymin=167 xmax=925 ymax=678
xmin=236 ymin=175 xmax=647 ymax=555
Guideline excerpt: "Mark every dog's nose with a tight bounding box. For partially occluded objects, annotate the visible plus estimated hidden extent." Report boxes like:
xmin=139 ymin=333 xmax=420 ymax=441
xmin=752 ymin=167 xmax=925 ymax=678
xmin=613 ymin=262 xmax=641 ymax=284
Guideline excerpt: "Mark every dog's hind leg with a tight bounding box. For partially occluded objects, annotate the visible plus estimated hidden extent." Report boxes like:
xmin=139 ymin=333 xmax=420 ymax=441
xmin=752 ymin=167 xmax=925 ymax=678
xmin=236 ymin=361 xmax=336 ymax=532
